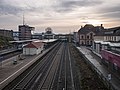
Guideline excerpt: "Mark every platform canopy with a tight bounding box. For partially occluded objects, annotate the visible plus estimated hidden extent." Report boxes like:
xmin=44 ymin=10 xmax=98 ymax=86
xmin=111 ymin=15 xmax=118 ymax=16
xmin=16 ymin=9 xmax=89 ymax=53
xmin=42 ymin=39 xmax=57 ymax=43
xmin=109 ymin=43 xmax=120 ymax=47
xmin=9 ymin=39 xmax=37 ymax=43
xmin=94 ymin=40 xmax=120 ymax=47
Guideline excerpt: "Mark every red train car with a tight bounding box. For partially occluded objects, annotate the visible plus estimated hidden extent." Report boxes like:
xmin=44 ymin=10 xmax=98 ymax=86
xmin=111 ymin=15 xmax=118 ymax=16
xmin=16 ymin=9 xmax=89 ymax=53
xmin=101 ymin=50 xmax=120 ymax=73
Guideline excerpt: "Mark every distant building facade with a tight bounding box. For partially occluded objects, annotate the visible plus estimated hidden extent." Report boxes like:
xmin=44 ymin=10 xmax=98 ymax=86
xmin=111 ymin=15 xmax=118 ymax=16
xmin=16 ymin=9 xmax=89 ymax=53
xmin=19 ymin=25 xmax=35 ymax=40
xmin=13 ymin=31 xmax=19 ymax=40
xmin=44 ymin=27 xmax=55 ymax=39
xmin=0 ymin=29 xmax=13 ymax=38
xmin=94 ymin=27 xmax=120 ymax=42
xmin=54 ymin=34 xmax=66 ymax=39
xmin=32 ymin=33 xmax=44 ymax=40
xmin=78 ymin=24 xmax=104 ymax=46
xmin=93 ymin=26 xmax=120 ymax=54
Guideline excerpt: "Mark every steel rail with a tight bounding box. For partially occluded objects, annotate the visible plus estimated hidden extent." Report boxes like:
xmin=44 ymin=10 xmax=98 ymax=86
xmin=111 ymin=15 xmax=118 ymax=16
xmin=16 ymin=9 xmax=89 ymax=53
xmin=53 ymin=42 xmax=66 ymax=90
xmin=68 ymin=44 xmax=75 ymax=90
xmin=65 ymin=43 xmax=67 ymax=90
xmin=48 ymin=43 xmax=65 ymax=90
xmin=54 ymin=43 xmax=66 ymax=90
xmin=37 ymin=43 xmax=63 ymax=90
xmin=10 ymin=42 xmax=61 ymax=90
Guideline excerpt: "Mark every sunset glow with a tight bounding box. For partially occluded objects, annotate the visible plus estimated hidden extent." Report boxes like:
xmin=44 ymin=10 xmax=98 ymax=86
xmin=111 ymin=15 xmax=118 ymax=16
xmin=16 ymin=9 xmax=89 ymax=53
xmin=85 ymin=20 xmax=102 ymax=26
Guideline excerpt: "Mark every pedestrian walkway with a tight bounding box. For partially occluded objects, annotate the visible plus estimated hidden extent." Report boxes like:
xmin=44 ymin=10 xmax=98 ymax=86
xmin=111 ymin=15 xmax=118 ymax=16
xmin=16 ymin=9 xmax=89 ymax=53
xmin=77 ymin=46 xmax=120 ymax=90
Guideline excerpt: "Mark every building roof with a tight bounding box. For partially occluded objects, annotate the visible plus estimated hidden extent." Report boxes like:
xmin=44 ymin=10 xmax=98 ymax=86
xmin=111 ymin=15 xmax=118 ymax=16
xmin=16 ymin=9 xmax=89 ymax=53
xmin=78 ymin=24 xmax=94 ymax=34
xmin=95 ymin=26 xmax=120 ymax=36
xmin=19 ymin=25 xmax=35 ymax=31
xmin=79 ymin=24 xmax=120 ymax=36
xmin=78 ymin=24 xmax=104 ymax=34
xmin=24 ymin=42 xmax=44 ymax=48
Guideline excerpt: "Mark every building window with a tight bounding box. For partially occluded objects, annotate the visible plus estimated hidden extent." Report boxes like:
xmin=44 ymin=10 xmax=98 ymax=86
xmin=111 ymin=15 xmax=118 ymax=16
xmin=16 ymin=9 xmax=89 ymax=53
xmin=87 ymin=35 xmax=89 ymax=39
xmin=81 ymin=35 xmax=84 ymax=39
xmin=111 ymin=36 xmax=113 ymax=41
xmin=90 ymin=41 xmax=92 ymax=45
xmin=114 ymin=36 xmax=116 ymax=41
xmin=90 ymin=33 xmax=93 ymax=39
xmin=87 ymin=41 xmax=89 ymax=45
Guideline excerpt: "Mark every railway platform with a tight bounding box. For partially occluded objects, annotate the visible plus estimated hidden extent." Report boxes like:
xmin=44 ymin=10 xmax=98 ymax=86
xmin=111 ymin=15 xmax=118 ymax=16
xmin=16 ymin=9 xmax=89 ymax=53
xmin=0 ymin=45 xmax=54 ymax=90
xmin=0 ymin=48 xmax=18 ymax=55
xmin=77 ymin=46 xmax=120 ymax=90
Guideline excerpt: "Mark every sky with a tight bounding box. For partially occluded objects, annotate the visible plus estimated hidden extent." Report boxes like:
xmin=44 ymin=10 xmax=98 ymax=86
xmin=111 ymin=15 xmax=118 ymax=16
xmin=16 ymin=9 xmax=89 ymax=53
xmin=0 ymin=0 xmax=120 ymax=34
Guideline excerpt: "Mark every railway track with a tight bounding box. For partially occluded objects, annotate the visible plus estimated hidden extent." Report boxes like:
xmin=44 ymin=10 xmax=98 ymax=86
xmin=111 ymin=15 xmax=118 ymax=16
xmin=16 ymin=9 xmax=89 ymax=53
xmin=3 ymin=42 xmax=81 ymax=90
xmin=52 ymin=42 xmax=77 ymax=90
xmin=37 ymin=43 xmax=64 ymax=90
xmin=65 ymin=43 xmax=75 ymax=90
xmin=2 ymin=42 xmax=61 ymax=90
xmin=51 ymin=42 xmax=66 ymax=90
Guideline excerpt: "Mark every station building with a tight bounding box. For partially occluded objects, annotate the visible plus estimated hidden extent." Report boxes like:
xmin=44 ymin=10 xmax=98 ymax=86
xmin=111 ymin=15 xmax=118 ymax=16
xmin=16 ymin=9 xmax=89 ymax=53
xmin=23 ymin=42 xmax=44 ymax=55
xmin=78 ymin=24 xmax=104 ymax=46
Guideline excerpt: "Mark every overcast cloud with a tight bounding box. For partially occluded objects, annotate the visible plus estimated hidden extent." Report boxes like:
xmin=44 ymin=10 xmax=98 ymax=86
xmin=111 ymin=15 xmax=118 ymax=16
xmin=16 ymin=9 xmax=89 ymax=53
xmin=0 ymin=0 xmax=120 ymax=33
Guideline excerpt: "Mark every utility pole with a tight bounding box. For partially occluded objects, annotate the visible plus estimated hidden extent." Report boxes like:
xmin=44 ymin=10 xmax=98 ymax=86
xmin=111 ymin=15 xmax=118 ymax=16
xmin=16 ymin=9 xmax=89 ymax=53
xmin=23 ymin=13 xmax=25 ymax=25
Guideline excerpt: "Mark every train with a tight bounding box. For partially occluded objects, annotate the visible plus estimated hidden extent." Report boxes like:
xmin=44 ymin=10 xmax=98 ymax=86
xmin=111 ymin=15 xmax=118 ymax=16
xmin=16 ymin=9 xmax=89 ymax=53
xmin=101 ymin=49 xmax=120 ymax=73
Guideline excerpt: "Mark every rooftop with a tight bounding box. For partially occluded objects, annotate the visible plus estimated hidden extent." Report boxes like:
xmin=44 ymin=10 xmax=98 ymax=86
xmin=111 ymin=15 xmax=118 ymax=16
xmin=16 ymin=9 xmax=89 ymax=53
xmin=24 ymin=42 xmax=44 ymax=48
